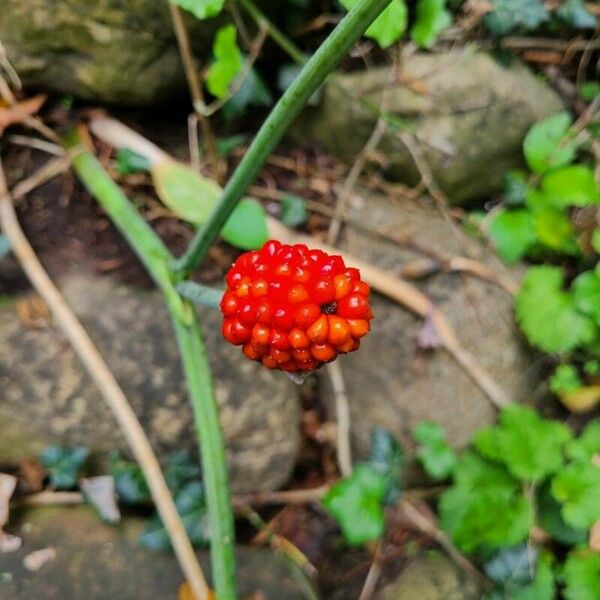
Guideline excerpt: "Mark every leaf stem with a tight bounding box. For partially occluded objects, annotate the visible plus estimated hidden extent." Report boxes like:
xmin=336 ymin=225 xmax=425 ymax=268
xmin=173 ymin=0 xmax=393 ymax=277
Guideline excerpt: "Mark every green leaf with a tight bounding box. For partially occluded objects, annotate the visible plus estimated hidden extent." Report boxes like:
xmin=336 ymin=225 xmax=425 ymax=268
xmin=550 ymin=364 xmax=582 ymax=395
xmin=584 ymin=359 xmax=600 ymax=376
xmin=530 ymin=206 xmax=578 ymax=254
xmin=551 ymin=462 xmax=600 ymax=529
xmin=110 ymin=453 xmax=151 ymax=505
xmin=484 ymin=0 xmax=549 ymax=35
xmin=557 ymin=0 xmax=597 ymax=29
xmin=563 ymin=551 xmax=600 ymax=600
xmin=523 ymin=112 xmax=576 ymax=174
xmin=223 ymin=68 xmax=273 ymax=121
xmin=0 ymin=234 xmax=11 ymax=262
xmin=592 ymin=229 xmax=600 ymax=253
xmin=339 ymin=0 xmax=408 ymax=48
xmin=503 ymin=170 xmax=530 ymax=206
xmin=164 ymin=450 xmax=202 ymax=494
xmin=140 ymin=480 xmax=209 ymax=550
xmin=216 ymin=134 xmax=248 ymax=158
xmin=176 ymin=281 xmax=223 ymax=309
xmin=169 ymin=0 xmax=225 ymax=20
xmin=368 ymin=427 xmax=404 ymax=503
xmin=565 ymin=420 xmax=600 ymax=464
xmin=474 ymin=404 xmax=572 ymax=481
xmin=579 ymin=81 xmax=600 ymax=102
xmin=206 ymin=25 xmax=243 ymax=99
xmin=537 ymin=482 xmax=587 ymax=545
xmin=488 ymin=209 xmax=537 ymax=263
xmin=322 ymin=463 xmax=388 ymax=545
xmin=115 ymin=149 xmax=151 ymax=175
xmin=540 ymin=165 xmax=600 ymax=207
xmin=280 ymin=194 xmax=308 ymax=228
xmin=221 ymin=198 xmax=268 ymax=250
xmin=410 ymin=0 xmax=452 ymax=48
xmin=515 ymin=266 xmax=597 ymax=354
xmin=573 ymin=269 xmax=600 ymax=326
xmin=484 ymin=544 xmax=536 ymax=588
xmin=40 ymin=446 xmax=90 ymax=490
xmin=512 ymin=552 xmax=555 ymax=600
xmin=413 ymin=421 xmax=456 ymax=480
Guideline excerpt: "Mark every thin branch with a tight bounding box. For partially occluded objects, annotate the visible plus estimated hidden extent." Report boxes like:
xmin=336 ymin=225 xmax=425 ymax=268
xmin=358 ymin=542 xmax=383 ymax=600
xmin=327 ymin=362 xmax=353 ymax=477
xmin=0 ymin=159 xmax=211 ymax=600
xmin=11 ymin=154 xmax=71 ymax=201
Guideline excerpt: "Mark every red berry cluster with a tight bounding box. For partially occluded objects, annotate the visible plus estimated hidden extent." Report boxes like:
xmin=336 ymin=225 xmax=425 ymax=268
xmin=220 ymin=240 xmax=373 ymax=372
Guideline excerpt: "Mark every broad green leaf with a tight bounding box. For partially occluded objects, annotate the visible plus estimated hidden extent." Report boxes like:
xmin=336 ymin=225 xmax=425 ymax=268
xmin=488 ymin=209 xmax=537 ymax=263
xmin=153 ymin=161 xmax=221 ymax=224
xmin=40 ymin=446 xmax=90 ymax=490
xmin=550 ymin=364 xmax=582 ymax=395
xmin=110 ymin=453 xmax=151 ymax=505
xmin=537 ymin=482 xmax=587 ymax=545
xmin=515 ymin=266 xmax=597 ymax=354
xmin=216 ymin=134 xmax=248 ymax=158
xmin=369 ymin=427 xmax=404 ymax=503
xmin=565 ymin=420 xmax=600 ymax=464
xmin=115 ymin=149 xmax=150 ymax=175
xmin=223 ymin=68 xmax=272 ymax=121
xmin=584 ymin=359 xmax=600 ymax=376
xmin=484 ymin=0 xmax=549 ymax=35
xmin=280 ymin=194 xmax=308 ymax=228
xmin=206 ymin=25 xmax=243 ymax=99
xmin=592 ymin=229 xmax=600 ymax=253
xmin=410 ymin=0 xmax=452 ymax=48
xmin=512 ymin=552 xmax=555 ymax=600
xmin=551 ymin=462 xmax=600 ymax=529
xmin=339 ymin=0 xmax=408 ymax=48
xmin=0 ymin=234 xmax=11 ymax=262
xmin=523 ymin=112 xmax=576 ymax=174
xmin=484 ymin=544 xmax=536 ymax=588
xmin=540 ymin=165 xmax=600 ymax=207
xmin=573 ymin=269 xmax=600 ymax=326
xmin=558 ymin=386 xmax=600 ymax=414
xmin=563 ymin=551 xmax=600 ymax=600
xmin=503 ymin=170 xmax=530 ymax=206
xmin=221 ymin=198 xmax=268 ymax=250
xmin=413 ymin=421 xmax=456 ymax=480
xmin=531 ymin=206 xmax=578 ymax=254
xmin=474 ymin=404 xmax=572 ymax=482
xmin=164 ymin=450 xmax=202 ymax=494
xmin=322 ymin=463 xmax=388 ymax=545
xmin=557 ymin=0 xmax=597 ymax=29
xmin=579 ymin=81 xmax=600 ymax=102
xmin=170 ymin=0 xmax=225 ymax=20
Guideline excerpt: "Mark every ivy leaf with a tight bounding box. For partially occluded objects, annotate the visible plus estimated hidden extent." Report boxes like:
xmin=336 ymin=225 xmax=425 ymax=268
xmin=563 ymin=551 xmax=600 ymax=600
xmin=551 ymin=462 xmax=600 ymax=529
xmin=339 ymin=0 xmax=408 ymax=48
xmin=280 ymin=194 xmax=308 ymax=228
xmin=557 ymin=0 xmax=597 ymax=29
xmin=503 ymin=170 xmax=530 ymax=206
xmin=573 ymin=268 xmax=600 ymax=326
xmin=515 ymin=266 xmax=597 ymax=354
xmin=537 ymin=482 xmax=587 ymax=545
xmin=565 ymin=420 xmax=600 ymax=464
xmin=474 ymin=404 xmax=572 ymax=482
xmin=484 ymin=544 xmax=537 ymax=589
xmin=410 ymin=0 xmax=452 ymax=49
xmin=488 ymin=209 xmax=537 ymax=263
xmin=512 ymin=552 xmax=555 ymax=600
xmin=530 ymin=206 xmax=578 ymax=254
xmin=540 ymin=165 xmax=600 ymax=207
xmin=221 ymin=198 xmax=269 ymax=250
xmin=413 ymin=421 xmax=456 ymax=480
xmin=169 ymin=0 xmax=225 ymax=19
xmin=484 ymin=0 xmax=549 ymax=36
xmin=110 ymin=452 xmax=151 ymax=505
xmin=115 ymin=149 xmax=151 ymax=175
xmin=206 ymin=25 xmax=243 ymax=99
xmin=550 ymin=365 xmax=582 ymax=395
xmin=322 ymin=463 xmax=388 ymax=545
xmin=40 ymin=446 xmax=90 ymax=490
xmin=523 ymin=112 xmax=576 ymax=174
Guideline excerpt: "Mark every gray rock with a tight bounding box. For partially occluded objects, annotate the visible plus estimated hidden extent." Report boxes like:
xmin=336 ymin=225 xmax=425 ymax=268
xmin=0 ymin=272 xmax=300 ymax=493
xmin=0 ymin=505 xmax=306 ymax=599
xmin=0 ymin=0 xmax=220 ymax=104
xmin=381 ymin=551 xmax=480 ymax=600
xmin=295 ymin=48 xmax=564 ymax=203
xmin=320 ymin=189 xmax=536 ymax=457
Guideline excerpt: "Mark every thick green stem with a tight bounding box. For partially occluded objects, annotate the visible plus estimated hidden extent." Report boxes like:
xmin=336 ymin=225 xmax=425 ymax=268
xmin=172 ymin=310 xmax=236 ymax=599
xmin=174 ymin=0 xmax=393 ymax=277
xmin=69 ymin=139 xmax=237 ymax=599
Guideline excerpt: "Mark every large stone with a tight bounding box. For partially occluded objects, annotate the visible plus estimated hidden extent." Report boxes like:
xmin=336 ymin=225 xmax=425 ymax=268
xmin=0 ymin=505 xmax=305 ymax=599
xmin=0 ymin=0 xmax=214 ymax=104
xmin=320 ymin=189 xmax=535 ymax=457
xmin=296 ymin=48 xmax=564 ymax=203
xmin=0 ymin=272 xmax=300 ymax=493
xmin=381 ymin=551 xmax=480 ymax=600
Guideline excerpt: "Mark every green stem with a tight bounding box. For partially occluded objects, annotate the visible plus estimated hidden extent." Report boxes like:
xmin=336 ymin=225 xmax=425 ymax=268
xmin=172 ymin=309 xmax=236 ymax=600
xmin=68 ymin=138 xmax=237 ymax=599
xmin=174 ymin=0 xmax=393 ymax=277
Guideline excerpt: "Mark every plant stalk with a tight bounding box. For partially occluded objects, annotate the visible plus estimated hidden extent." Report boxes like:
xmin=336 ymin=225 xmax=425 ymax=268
xmin=174 ymin=0 xmax=393 ymax=277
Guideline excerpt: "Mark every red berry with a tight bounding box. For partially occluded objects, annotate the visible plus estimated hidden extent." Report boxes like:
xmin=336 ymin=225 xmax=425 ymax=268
xmin=220 ymin=240 xmax=372 ymax=373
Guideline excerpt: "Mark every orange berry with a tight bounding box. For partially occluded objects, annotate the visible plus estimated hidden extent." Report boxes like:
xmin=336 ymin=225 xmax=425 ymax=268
xmin=348 ymin=319 xmax=370 ymax=339
xmin=292 ymin=348 xmax=312 ymax=362
xmin=311 ymin=342 xmax=337 ymax=362
xmin=289 ymin=328 xmax=310 ymax=349
xmin=295 ymin=303 xmax=320 ymax=328
xmin=271 ymin=348 xmax=292 ymax=364
xmin=262 ymin=355 xmax=279 ymax=369
xmin=288 ymin=284 xmax=309 ymax=304
xmin=352 ymin=281 xmax=370 ymax=296
xmin=327 ymin=315 xmax=351 ymax=346
xmin=333 ymin=273 xmax=352 ymax=300
xmin=307 ymin=314 xmax=328 ymax=343
xmin=252 ymin=323 xmax=270 ymax=346
xmin=243 ymin=343 xmax=261 ymax=361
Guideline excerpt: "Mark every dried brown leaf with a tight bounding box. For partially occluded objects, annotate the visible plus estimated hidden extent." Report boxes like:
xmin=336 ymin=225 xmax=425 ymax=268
xmin=0 ymin=95 xmax=46 ymax=135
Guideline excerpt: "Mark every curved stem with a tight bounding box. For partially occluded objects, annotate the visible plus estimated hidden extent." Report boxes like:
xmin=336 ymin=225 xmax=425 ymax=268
xmin=174 ymin=0 xmax=393 ymax=277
